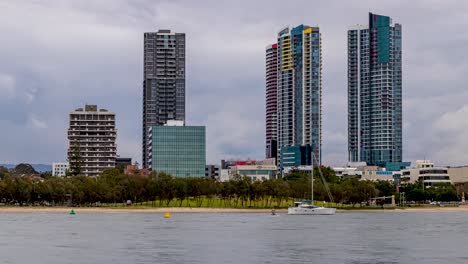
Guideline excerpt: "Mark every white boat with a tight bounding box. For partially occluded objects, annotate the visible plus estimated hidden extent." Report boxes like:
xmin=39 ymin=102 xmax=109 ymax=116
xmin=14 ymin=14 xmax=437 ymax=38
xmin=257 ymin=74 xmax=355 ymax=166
xmin=287 ymin=154 xmax=336 ymax=215
xmin=288 ymin=201 xmax=336 ymax=215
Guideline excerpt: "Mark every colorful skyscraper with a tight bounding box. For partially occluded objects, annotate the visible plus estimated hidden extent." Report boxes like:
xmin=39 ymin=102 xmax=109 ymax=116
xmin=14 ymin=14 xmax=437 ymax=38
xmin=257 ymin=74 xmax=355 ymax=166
xmin=348 ymin=13 xmax=402 ymax=167
xmin=265 ymin=43 xmax=278 ymax=160
xmin=270 ymin=25 xmax=322 ymax=167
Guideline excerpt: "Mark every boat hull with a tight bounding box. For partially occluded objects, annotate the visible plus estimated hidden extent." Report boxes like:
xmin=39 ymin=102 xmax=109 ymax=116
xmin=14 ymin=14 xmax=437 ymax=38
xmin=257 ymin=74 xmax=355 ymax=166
xmin=287 ymin=207 xmax=336 ymax=215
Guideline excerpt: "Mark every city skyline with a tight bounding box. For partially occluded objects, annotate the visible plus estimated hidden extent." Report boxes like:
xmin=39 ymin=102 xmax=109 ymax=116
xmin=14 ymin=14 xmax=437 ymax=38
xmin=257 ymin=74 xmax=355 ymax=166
xmin=1 ymin=1 xmax=468 ymax=167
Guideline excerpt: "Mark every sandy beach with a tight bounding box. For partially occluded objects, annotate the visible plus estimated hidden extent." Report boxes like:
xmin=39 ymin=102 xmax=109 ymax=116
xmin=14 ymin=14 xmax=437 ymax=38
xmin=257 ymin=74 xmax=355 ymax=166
xmin=0 ymin=207 xmax=287 ymax=213
xmin=0 ymin=206 xmax=467 ymax=213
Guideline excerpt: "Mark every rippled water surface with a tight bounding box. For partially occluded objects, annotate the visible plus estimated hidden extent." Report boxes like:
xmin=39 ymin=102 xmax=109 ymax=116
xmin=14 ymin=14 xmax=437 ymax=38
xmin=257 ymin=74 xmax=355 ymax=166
xmin=0 ymin=212 xmax=467 ymax=264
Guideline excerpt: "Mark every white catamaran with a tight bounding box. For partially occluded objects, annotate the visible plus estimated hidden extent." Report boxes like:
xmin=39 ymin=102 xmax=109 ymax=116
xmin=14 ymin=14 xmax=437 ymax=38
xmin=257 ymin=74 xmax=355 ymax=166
xmin=287 ymin=155 xmax=336 ymax=215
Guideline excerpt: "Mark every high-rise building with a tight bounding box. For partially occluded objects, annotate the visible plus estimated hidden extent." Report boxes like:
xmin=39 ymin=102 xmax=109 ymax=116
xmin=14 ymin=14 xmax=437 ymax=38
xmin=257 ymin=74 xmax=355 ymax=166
xmin=142 ymin=29 xmax=185 ymax=168
xmin=348 ymin=13 xmax=402 ymax=167
xmin=68 ymin=105 xmax=117 ymax=176
xmin=274 ymin=25 xmax=322 ymax=166
xmin=265 ymin=43 xmax=278 ymax=160
xmin=148 ymin=121 xmax=205 ymax=178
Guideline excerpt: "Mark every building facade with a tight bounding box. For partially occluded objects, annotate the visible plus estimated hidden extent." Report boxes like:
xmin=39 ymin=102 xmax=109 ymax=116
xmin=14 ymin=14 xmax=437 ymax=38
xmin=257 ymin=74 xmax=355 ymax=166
xmin=275 ymin=25 xmax=322 ymax=166
xmin=230 ymin=164 xmax=277 ymax=181
xmin=219 ymin=169 xmax=231 ymax=182
xmin=148 ymin=124 xmax=205 ymax=177
xmin=221 ymin=158 xmax=276 ymax=170
xmin=115 ymin=157 xmax=132 ymax=167
xmin=143 ymin=29 xmax=186 ymax=168
xmin=280 ymin=145 xmax=312 ymax=169
xmin=348 ymin=13 xmax=403 ymax=167
xmin=265 ymin=43 xmax=278 ymax=160
xmin=447 ymin=166 xmax=468 ymax=196
xmin=205 ymin=165 xmax=220 ymax=180
xmin=52 ymin=162 xmax=69 ymax=177
xmin=68 ymin=105 xmax=117 ymax=176
xmin=400 ymin=160 xmax=451 ymax=188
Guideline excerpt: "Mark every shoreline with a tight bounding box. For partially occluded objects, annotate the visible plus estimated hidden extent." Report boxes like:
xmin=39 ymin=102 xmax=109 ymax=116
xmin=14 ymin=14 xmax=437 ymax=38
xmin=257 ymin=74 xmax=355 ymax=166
xmin=0 ymin=206 xmax=467 ymax=213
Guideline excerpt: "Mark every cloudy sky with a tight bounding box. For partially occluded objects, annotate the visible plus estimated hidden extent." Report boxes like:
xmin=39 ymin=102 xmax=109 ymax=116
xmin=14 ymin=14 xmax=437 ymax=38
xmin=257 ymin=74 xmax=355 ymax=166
xmin=0 ymin=0 xmax=467 ymax=167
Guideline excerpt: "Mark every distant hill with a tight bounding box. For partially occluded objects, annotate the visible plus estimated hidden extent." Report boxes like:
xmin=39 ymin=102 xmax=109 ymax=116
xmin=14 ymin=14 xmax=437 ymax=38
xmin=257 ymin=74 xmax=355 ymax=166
xmin=0 ymin=164 xmax=52 ymax=173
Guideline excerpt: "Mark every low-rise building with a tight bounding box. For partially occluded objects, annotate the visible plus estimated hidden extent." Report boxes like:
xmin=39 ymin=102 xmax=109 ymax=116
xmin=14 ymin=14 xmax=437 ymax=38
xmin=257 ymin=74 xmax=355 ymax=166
xmin=115 ymin=157 xmax=132 ymax=167
xmin=52 ymin=162 xmax=69 ymax=177
xmin=219 ymin=169 xmax=231 ymax=182
xmin=401 ymin=160 xmax=451 ymax=188
xmin=219 ymin=159 xmax=277 ymax=181
xmin=124 ymin=164 xmax=150 ymax=177
xmin=221 ymin=159 xmax=255 ymax=169
xmin=447 ymin=166 xmax=468 ymax=194
xmin=231 ymin=164 xmax=277 ymax=181
xmin=360 ymin=171 xmax=395 ymax=182
xmin=293 ymin=165 xmax=395 ymax=182
xmin=283 ymin=165 xmax=313 ymax=175
xmin=205 ymin=165 xmax=220 ymax=180
xmin=333 ymin=167 xmax=361 ymax=178
xmin=221 ymin=158 xmax=276 ymax=169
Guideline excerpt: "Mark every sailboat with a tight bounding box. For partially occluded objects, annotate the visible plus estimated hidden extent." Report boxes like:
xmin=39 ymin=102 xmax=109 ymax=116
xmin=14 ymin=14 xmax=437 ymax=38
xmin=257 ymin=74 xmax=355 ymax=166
xmin=287 ymin=154 xmax=336 ymax=215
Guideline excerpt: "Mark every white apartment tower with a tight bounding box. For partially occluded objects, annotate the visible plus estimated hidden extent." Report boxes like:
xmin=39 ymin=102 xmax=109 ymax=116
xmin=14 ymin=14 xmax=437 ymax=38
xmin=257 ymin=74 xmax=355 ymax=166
xmin=68 ymin=105 xmax=117 ymax=176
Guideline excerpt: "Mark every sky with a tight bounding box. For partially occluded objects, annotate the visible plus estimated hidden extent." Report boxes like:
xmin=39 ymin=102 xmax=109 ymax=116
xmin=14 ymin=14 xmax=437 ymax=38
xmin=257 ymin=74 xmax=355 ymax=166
xmin=0 ymin=0 xmax=468 ymax=167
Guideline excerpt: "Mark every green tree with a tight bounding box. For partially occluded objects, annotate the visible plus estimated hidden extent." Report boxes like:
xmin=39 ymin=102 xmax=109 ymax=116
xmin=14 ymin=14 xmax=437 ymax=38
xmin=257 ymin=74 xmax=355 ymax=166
xmin=67 ymin=144 xmax=82 ymax=176
xmin=0 ymin=166 xmax=9 ymax=179
xmin=375 ymin=181 xmax=395 ymax=197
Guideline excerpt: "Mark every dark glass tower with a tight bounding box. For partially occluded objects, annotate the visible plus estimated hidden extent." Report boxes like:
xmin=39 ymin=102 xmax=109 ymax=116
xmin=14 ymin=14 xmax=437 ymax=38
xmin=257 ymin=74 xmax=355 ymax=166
xmin=348 ymin=13 xmax=402 ymax=167
xmin=142 ymin=30 xmax=185 ymax=168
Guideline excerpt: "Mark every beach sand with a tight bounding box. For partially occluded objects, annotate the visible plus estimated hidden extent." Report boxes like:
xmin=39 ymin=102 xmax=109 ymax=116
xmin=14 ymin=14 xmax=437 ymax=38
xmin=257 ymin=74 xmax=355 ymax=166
xmin=0 ymin=206 xmax=467 ymax=213
xmin=0 ymin=207 xmax=286 ymax=213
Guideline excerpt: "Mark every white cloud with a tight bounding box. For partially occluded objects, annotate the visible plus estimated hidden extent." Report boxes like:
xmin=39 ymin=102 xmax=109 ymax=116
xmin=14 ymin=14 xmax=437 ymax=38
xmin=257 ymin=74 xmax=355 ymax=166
xmin=29 ymin=115 xmax=48 ymax=129
xmin=429 ymin=105 xmax=468 ymax=165
xmin=0 ymin=73 xmax=15 ymax=98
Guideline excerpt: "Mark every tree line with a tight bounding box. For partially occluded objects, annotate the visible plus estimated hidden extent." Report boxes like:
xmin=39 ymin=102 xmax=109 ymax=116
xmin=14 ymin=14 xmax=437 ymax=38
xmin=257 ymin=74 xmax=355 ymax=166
xmin=0 ymin=165 xmax=460 ymax=207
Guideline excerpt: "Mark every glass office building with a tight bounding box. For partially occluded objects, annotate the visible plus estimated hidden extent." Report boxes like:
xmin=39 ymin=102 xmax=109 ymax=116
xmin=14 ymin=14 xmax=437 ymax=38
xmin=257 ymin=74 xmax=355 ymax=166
xmin=149 ymin=125 xmax=205 ymax=178
xmin=348 ymin=13 xmax=402 ymax=167
xmin=280 ymin=145 xmax=313 ymax=169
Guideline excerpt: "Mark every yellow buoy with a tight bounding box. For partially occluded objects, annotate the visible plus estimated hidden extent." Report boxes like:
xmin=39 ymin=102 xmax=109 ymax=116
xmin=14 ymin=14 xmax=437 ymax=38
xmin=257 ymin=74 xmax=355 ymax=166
xmin=164 ymin=211 xmax=171 ymax=218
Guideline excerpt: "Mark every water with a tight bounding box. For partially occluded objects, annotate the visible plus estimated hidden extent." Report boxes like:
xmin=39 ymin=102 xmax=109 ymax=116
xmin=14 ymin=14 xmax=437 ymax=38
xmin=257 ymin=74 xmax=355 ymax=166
xmin=1 ymin=212 xmax=467 ymax=264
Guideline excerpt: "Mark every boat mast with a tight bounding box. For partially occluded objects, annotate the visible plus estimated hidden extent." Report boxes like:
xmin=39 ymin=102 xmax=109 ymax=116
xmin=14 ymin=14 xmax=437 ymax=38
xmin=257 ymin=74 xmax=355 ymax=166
xmin=311 ymin=152 xmax=314 ymax=203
